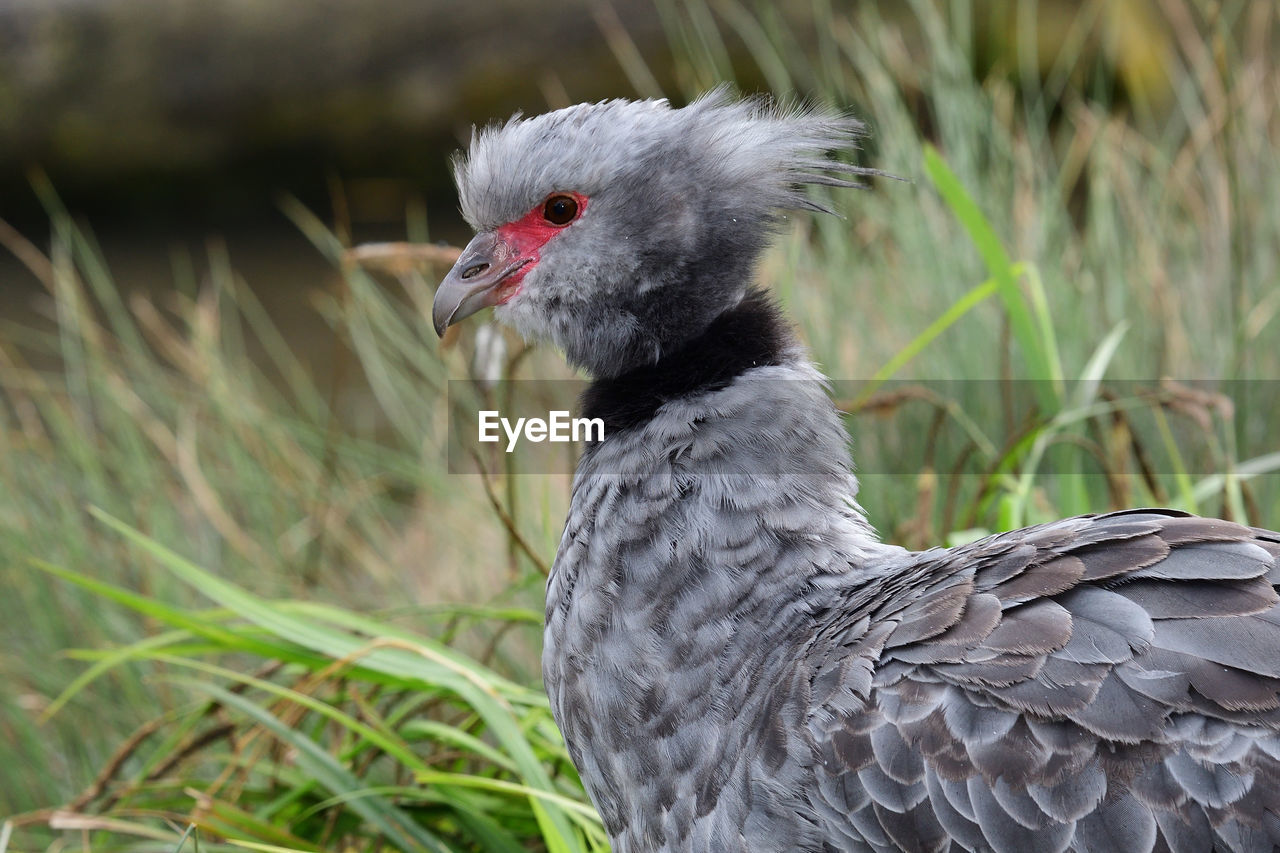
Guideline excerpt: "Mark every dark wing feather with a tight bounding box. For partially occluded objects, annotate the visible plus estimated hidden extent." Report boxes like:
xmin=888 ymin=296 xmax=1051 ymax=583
xmin=807 ymin=509 xmax=1280 ymax=852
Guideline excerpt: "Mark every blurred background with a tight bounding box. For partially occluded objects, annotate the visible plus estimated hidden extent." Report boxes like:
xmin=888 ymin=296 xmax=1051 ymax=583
xmin=0 ymin=0 xmax=1177 ymax=340
xmin=2 ymin=0 xmax=1278 ymax=849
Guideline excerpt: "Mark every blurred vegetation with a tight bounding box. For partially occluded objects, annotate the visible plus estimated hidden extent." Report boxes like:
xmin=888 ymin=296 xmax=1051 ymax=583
xmin=2 ymin=0 xmax=1279 ymax=850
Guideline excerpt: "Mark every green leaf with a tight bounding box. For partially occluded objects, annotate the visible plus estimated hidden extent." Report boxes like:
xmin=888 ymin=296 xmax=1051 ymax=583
xmin=923 ymin=145 xmax=1063 ymax=410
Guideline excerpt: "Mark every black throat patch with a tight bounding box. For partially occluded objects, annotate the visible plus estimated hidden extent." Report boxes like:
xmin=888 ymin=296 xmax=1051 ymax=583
xmin=580 ymin=289 xmax=794 ymax=434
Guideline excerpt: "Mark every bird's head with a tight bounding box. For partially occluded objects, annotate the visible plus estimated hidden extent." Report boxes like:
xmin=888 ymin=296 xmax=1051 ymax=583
xmin=433 ymin=89 xmax=873 ymax=377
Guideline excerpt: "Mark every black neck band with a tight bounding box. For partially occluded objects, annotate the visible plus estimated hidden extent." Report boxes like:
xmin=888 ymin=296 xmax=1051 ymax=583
xmin=580 ymin=290 xmax=793 ymax=435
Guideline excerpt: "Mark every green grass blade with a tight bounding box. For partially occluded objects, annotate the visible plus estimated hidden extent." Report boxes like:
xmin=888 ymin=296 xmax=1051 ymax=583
xmin=175 ymin=678 xmax=451 ymax=853
xmin=88 ymin=507 xmax=589 ymax=850
xmin=40 ymin=629 xmax=191 ymax=722
xmin=922 ymin=145 xmax=1063 ymax=408
xmin=857 ymin=274 xmax=999 ymax=403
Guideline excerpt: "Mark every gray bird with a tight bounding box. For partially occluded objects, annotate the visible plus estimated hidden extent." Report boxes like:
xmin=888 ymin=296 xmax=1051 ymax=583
xmin=432 ymin=90 xmax=1280 ymax=852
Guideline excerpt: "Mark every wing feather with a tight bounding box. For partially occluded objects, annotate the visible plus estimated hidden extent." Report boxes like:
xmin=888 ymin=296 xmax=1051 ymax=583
xmin=1073 ymin=793 xmax=1158 ymax=852
xmin=1025 ymin=759 xmax=1106 ymax=821
xmin=807 ymin=508 xmax=1280 ymax=852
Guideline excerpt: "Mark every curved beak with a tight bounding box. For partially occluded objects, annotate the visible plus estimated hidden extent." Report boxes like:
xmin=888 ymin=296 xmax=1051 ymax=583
xmin=432 ymin=231 xmax=530 ymax=337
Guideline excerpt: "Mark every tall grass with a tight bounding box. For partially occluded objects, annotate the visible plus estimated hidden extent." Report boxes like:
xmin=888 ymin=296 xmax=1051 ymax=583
xmin=658 ymin=0 xmax=1280 ymax=536
xmin=2 ymin=0 xmax=1278 ymax=849
xmin=0 ymin=189 xmax=571 ymax=847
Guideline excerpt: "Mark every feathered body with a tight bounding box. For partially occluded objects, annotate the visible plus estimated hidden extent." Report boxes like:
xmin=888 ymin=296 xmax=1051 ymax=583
xmin=434 ymin=92 xmax=1280 ymax=852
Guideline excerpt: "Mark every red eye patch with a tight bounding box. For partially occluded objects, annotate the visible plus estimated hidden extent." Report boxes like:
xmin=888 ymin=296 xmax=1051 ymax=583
xmin=487 ymin=191 xmax=588 ymax=303
xmin=497 ymin=191 xmax=588 ymax=256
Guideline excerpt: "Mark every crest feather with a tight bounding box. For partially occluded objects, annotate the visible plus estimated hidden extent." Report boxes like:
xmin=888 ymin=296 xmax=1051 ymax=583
xmin=452 ymin=88 xmax=881 ymax=229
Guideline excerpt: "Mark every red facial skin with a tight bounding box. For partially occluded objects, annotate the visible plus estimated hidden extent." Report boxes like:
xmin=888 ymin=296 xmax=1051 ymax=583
xmin=491 ymin=191 xmax=588 ymax=304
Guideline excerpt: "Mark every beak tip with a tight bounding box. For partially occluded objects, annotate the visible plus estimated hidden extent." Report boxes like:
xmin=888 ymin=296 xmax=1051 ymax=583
xmin=432 ymin=230 xmax=509 ymax=338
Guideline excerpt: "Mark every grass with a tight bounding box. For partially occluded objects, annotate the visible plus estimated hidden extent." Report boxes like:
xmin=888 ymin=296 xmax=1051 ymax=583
xmin=23 ymin=508 xmax=602 ymax=852
xmin=2 ymin=0 xmax=1279 ymax=849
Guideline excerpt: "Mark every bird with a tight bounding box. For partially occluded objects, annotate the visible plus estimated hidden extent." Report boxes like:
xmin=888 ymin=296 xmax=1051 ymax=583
xmin=431 ymin=90 xmax=1280 ymax=852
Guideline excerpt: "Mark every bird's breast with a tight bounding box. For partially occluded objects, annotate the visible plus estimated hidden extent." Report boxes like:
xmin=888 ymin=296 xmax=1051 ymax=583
xmin=541 ymin=458 xmax=861 ymax=849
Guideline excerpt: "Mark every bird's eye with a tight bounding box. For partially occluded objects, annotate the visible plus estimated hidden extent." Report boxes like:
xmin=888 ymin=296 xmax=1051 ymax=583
xmin=543 ymin=194 xmax=579 ymax=226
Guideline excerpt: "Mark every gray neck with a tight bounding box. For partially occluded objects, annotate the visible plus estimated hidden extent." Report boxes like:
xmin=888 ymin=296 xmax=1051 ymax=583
xmin=570 ymin=355 xmax=888 ymax=586
xmin=545 ymin=357 xmax=896 ymax=848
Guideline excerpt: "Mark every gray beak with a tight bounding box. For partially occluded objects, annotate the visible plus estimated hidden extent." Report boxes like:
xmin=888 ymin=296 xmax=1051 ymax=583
xmin=432 ymin=231 xmax=528 ymax=337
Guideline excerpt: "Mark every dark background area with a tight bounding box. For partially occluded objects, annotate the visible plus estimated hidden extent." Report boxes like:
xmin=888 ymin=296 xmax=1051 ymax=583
xmin=0 ymin=0 xmax=1170 ymax=224
xmin=0 ymin=0 xmax=1171 ymax=340
xmin=0 ymin=0 xmax=677 ymax=226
